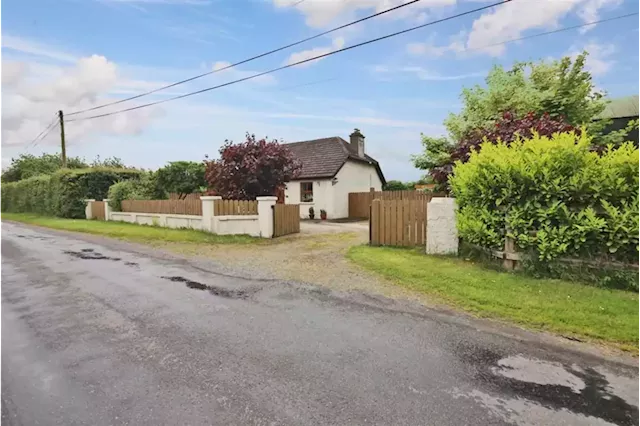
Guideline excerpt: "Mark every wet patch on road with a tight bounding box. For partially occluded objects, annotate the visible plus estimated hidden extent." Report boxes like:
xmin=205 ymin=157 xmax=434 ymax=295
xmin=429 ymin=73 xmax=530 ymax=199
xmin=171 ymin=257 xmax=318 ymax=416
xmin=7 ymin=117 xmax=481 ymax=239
xmin=124 ymin=261 xmax=139 ymax=267
xmin=455 ymin=347 xmax=638 ymax=426
xmin=160 ymin=276 xmax=253 ymax=299
xmin=64 ymin=250 xmax=121 ymax=261
xmin=15 ymin=234 xmax=51 ymax=241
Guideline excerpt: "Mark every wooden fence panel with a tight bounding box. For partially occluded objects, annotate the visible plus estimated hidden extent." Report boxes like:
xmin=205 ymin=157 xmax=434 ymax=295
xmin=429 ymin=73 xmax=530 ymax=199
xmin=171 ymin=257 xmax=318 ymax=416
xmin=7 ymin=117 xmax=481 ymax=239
xmin=213 ymin=200 xmax=258 ymax=215
xmin=91 ymin=201 xmax=105 ymax=220
xmin=349 ymin=190 xmax=444 ymax=219
xmin=121 ymin=199 xmax=203 ymax=215
xmin=369 ymin=199 xmax=428 ymax=247
xmin=273 ymin=204 xmax=300 ymax=237
xmin=168 ymin=192 xmax=202 ymax=200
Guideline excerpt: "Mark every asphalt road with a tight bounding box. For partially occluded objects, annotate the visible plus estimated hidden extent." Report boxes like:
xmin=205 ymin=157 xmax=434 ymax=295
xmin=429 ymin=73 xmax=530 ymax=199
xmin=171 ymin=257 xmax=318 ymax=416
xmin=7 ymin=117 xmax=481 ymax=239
xmin=2 ymin=222 xmax=638 ymax=426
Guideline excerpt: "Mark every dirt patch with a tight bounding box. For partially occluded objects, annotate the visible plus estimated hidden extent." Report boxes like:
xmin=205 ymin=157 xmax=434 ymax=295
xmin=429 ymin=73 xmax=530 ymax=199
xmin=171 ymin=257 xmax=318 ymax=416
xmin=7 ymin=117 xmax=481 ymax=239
xmin=158 ymin=230 xmax=440 ymax=306
xmin=160 ymin=275 xmax=252 ymax=299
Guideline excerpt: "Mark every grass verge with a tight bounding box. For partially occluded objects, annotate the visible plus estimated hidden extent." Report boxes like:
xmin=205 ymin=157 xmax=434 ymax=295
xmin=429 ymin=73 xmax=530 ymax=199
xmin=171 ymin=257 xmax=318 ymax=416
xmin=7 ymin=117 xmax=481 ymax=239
xmin=2 ymin=213 xmax=259 ymax=245
xmin=347 ymin=245 xmax=639 ymax=351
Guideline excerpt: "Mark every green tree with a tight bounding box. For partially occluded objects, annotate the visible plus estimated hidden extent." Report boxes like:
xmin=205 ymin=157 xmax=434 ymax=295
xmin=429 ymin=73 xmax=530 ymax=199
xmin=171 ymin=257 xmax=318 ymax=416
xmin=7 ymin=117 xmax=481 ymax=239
xmin=1 ymin=153 xmax=88 ymax=182
xmin=412 ymin=52 xmax=632 ymax=188
xmin=91 ymin=155 xmax=128 ymax=169
xmin=156 ymin=161 xmax=206 ymax=199
xmin=383 ymin=180 xmax=409 ymax=191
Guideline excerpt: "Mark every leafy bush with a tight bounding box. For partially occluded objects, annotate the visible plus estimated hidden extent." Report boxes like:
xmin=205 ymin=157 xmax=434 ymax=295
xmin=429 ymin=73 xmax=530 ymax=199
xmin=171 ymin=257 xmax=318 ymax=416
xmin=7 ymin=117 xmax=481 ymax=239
xmin=108 ymin=172 xmax=163 ymax=211
xmin=1 ymin=153 xmax=88 ymax=182
xmin=156 ymin=161 xmax=206 ymax=199
xmin=205 ymin=133 xmax=301 ymax=200
xmin=429 ymin=112 xmax=577 ymax=185
xmin=450 ymin=131 xmax=639 ymax=265
xmin=2 ymin=168 xmax=142 ymax=218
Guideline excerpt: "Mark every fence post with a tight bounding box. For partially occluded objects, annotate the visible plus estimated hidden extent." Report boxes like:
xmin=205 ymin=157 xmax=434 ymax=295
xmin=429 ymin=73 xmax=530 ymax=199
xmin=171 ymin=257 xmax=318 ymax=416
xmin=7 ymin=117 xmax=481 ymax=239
xmin=200 ymin=196 xmax=221 ymax=233
xmin=426 ymin=197 xmax=458 ymax=255
xmin=84 ymin=199 xmax=95 ymax=220
xmin=103 ymin=199 xmax=112 ymax=221
xmin=257 ymin=196 xmax=277 ymax=238
xmin=503 ymin=235 xmax=516 ymax=271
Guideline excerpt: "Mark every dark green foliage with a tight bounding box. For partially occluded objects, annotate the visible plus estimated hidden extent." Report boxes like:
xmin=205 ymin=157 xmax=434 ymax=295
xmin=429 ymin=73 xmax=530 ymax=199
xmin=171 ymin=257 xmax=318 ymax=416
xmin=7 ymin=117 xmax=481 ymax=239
xmin=522 ymin=255 xmax=638 ymax=292
xmin=383 ymin=180 xmax=411 ymax=191
xmin=156 ymin=161 xmax=206 ymax=199
xmin=2 ymin=168 xmax=142 ymax=218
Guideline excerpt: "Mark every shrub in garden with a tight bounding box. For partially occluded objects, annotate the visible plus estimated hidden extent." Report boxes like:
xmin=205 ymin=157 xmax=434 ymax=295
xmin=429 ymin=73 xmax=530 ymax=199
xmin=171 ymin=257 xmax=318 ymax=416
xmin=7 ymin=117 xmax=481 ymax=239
xmin=205 ymin=133 xmax=301 ymax=200
xmin=156 ymin=161 xmax=206 ymax=199
xmin=429 ymin=112 xmax=578 ymax=185
xmin=450 ymin=131 xmax=639 ymax=267
xmin=107 ymin=172 xmax=164 ymax=211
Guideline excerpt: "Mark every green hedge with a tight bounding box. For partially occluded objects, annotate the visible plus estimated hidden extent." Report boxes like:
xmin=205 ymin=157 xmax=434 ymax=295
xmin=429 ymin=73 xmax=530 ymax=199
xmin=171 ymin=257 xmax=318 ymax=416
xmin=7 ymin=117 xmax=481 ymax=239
xmin=107 ymin=172 xmax=165 ymax=211
xmin=2 ymin=168 xmax=142 ymax=218
xmin=450 ymin=131 xmax=639 ymax=265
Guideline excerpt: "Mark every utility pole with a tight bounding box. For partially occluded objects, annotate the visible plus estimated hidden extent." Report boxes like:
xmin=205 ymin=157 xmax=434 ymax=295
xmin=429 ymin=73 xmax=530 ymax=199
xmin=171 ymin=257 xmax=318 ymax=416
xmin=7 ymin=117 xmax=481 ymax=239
xmin=58 ymin=110 xmax=67 ymax=168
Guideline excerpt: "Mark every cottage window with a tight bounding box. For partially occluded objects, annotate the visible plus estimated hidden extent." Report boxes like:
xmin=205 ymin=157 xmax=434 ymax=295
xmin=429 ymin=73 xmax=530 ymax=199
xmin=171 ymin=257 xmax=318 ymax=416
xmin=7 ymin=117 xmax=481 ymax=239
xmin=300 ymin=182 xmax=313 ymax=202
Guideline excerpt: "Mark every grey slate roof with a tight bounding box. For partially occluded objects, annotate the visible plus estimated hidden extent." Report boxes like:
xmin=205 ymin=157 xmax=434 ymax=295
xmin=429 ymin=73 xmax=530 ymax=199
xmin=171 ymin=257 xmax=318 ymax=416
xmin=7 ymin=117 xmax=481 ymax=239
xmin=284 ymin=137 xmax=386 ymax=184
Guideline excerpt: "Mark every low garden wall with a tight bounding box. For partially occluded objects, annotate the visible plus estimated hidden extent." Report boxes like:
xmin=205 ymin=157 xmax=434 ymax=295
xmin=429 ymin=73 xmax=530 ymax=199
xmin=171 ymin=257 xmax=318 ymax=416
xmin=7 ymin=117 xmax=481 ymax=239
xmin=109 ymin=212 xmax=205 ymax=230
xmin=86 ymin=196 xmax=276 ymax=238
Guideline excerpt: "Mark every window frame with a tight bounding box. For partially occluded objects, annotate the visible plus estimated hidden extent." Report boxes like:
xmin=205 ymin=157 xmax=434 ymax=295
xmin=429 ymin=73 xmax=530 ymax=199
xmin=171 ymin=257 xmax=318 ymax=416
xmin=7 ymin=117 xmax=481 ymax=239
xmin=300 ymin=182 xmax=313 ymax=202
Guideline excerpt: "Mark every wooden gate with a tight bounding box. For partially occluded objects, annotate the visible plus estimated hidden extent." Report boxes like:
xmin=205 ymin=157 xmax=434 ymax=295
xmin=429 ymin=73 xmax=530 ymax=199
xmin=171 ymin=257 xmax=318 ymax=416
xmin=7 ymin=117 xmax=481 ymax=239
xmin=273 ymin=204 xmax=300 ymax=237
xmin=349 ymin=190 xmax=442 ymax=219
xmin=91 ymin=201 xmax=106 ymax=220
xmin=369 ymin=199 xmax=427 ymax=246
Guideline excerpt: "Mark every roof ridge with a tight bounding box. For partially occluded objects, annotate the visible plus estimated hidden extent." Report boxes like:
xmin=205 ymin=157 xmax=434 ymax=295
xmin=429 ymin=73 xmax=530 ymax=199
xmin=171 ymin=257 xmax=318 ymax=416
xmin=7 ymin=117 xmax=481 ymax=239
xmin=284 ymin=136 xmax=341 ymax=146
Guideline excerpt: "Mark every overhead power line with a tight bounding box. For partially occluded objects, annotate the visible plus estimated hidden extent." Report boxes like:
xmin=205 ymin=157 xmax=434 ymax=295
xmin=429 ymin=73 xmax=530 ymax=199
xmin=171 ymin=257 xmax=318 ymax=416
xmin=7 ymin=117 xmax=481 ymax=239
xmin=25 ymin=115 xmax=58 ymax=150
xmin=67 ymin=0 xmax=511 ymax=123
xmin=66 ymin=0 xmax=423 ymax=116
xmin=461 ymin=11 xmax=639 ymax=54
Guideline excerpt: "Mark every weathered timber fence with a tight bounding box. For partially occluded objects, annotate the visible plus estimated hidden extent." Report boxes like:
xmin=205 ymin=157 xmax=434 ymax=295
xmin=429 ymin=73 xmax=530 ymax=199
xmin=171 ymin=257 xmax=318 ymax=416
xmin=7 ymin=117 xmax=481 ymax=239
xmin=369 ymin=199 xmax=427 ymax=246
xmin=349 ymin=190 xmax=444 ymax=219
xmin=121 ymin=199 xmax=203 ymax=216
xmin=273 ymin=204 xmax=300 ymax=237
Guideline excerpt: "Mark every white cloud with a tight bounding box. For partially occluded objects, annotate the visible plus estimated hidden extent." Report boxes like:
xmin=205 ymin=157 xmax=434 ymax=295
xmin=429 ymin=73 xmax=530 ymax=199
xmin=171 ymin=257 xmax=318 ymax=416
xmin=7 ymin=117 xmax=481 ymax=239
xmin=284 ymin=37 xmax=345 ymax=67
xmin=568 ymin=42 xmax=616 ymax=76
xmin=2 ymin=55 xmax=160 ymax=148
xmin=464 ymin=0 xmax=622 ymax=56
xmin=405 ymin=30 xmax=467 ymax=57
xmin=372 ymin=64 xmax=483 ymax=81
xmin=272 ymin=0 xmax=455 ymax=28
xmin=2 ymin=35 xmax=78 ymax=63
xmin=99 ymin=0 xmax=211 ymax=5
xmin=577 ymin=0 xmax=623 ymax=30
xmin=406 ymin=41 xmax=449 ymax=57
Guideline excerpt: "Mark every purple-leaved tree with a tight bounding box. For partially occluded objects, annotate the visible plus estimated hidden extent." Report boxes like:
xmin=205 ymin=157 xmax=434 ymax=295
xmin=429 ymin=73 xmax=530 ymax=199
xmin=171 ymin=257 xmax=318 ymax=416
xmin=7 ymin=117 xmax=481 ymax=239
xmin=204 ymin=133 xmax=302 ymax=200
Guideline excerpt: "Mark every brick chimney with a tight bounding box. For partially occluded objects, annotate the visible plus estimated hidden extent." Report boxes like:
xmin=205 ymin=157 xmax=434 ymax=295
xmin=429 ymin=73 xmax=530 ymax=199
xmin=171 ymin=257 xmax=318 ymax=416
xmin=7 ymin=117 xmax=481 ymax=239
xmin=350 ymin=128 xmax=365 ymax=157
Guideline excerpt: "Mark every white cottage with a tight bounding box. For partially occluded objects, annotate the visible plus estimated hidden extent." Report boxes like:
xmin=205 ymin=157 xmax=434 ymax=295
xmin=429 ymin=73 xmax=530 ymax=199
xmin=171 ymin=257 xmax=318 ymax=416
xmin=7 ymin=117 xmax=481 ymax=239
xmin=283 ymin=129 xmax=386 ymax=219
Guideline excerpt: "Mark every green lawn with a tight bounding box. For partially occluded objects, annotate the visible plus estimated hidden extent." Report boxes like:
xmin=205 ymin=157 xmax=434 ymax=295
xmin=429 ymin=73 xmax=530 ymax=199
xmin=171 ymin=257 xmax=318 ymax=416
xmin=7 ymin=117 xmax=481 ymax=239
xmin=2 ymin=213 xmax=259 ymax=245
xmin=348 ymin=246 xmax=639 ymax=351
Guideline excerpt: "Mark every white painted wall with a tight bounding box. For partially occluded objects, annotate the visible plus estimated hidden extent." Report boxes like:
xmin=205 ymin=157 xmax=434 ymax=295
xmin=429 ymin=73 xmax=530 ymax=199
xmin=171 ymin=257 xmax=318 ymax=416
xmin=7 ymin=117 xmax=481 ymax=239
xmin=108 ymin=211 xmax=262 ymax=237
xmin=332 ymin=160 xmax=383 ymax=219
xmin=284 ymin=179 xmax=335 ymax=219
xmin=215 ymin=216 xmax=260 ymax=236
xmin=110 ymin=212 xmax=205 ymax=230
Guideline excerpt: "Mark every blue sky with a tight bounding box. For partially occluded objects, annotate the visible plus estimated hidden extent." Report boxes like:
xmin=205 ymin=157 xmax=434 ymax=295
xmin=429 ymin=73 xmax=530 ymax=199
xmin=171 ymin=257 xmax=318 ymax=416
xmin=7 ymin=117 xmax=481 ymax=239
xmin=2 ymin=0 xmax=638 ymax=180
